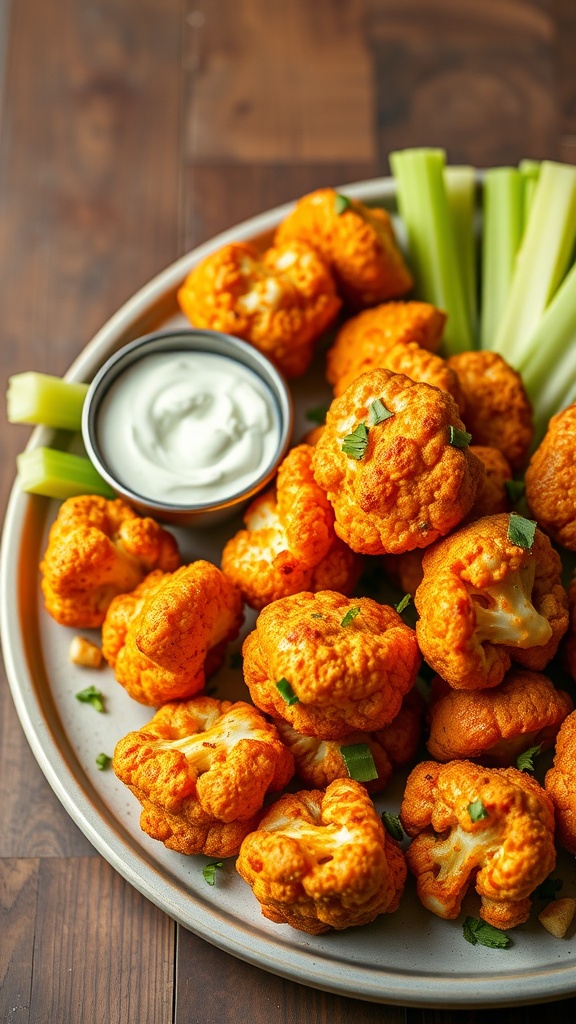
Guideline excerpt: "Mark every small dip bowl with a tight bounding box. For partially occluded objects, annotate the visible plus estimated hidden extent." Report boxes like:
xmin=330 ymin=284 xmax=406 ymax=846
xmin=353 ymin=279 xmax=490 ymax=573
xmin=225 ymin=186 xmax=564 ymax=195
xmin=81 ymin=328 xmax=294 ymax=527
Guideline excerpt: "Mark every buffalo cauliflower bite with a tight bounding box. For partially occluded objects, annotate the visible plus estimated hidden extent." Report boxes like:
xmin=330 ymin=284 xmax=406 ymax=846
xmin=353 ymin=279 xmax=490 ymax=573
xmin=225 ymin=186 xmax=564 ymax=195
xmin=176 ymin=239 xmax=341 ymax=378
xmin=401 ymin=760 xmax=556 ymax=928
xmin=242 ymin=590 xmax=420 ymax=739
xmin=113 ymin=697 xmax=294 ymax=857
xmin=40 ymin=494 xmax=180 ymax=628
xmin=525 ymin=402 xmax=576 ymax=551
xmin=465 ymin=446 xmax=512 ymax=521
xmin=545 ymin=710 xmax=576 ymax=856
xmin=274 ymin=189 xmax=413 ymax=309
xmin=446 ymin=350 xmax=533 ymax=471
xmin=312 ymin=368 xmax=484 ymax=556
xmin=414 ymin=513 xmax=568 ymax=690
xmin=236 ymin=778 xmax=407 ymax=933
xmin=221 ymin=444 xmax=363 ymax=610
xmin=566 ymin=571 xmax=576 ymax=682
xmin=426 ymin=669 xmax=573 ymax=765
xmin=102 ymin=560 xmax=244 ymax=705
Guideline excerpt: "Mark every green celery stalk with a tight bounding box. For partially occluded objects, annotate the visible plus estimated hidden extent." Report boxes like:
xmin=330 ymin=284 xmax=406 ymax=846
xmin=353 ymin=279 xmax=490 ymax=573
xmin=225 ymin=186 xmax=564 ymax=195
xmin=7 ymin=372 xmax=88 ymax=431
xmin=389 ymin=147 xmax=474 ymax=354
xmin=490 ymin=160 xmax=576 ymax=366
xmin=17 ymin=447 xmax=115 ymax=499
xmin=479 ymin=167 xmax=523 ymax=349
xmin=444 ymin=165 xmax=478 ymax=343
xmin=518 ymin=159 xmax=541 ymax=229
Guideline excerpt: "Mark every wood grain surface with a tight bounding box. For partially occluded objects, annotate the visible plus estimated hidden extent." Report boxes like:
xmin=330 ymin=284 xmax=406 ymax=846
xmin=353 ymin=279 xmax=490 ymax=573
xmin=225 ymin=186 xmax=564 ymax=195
xmin=1 ymin=1 xmax=575 ymax=1021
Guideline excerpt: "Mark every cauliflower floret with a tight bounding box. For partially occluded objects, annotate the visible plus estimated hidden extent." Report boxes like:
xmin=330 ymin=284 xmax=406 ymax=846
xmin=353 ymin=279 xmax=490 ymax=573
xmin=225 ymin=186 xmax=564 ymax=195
xmin=465 ymin=446 xmax=513 ymax=521
xmin=242 ymin=590 xmax=420 ymax=739
xmin=221 ymin=444 xmax=363 ymax=610
xmin=525 ymin=402 xmax=576 ymax=551
xmin=401 ymin=760 xmax=556 ymax=928
xmin=176 ymin=239 xmax=341 ymax=378
xmin=113 ymin=697 xmax=294 ymax=857
xmin=426 ymin=669 xmax=573 ymax=765
xmin=446 ymin=350 xmax=533 ymax=471
xmin=236 ymin=778 xmax=407 ymax=933
xmin=40 ymin=494 xmax=180 ymax=628
xmin=545 ymin=710 xmax=576 ymax=856
xmin=566 ymin=571 xmax=576 ymax=682
xmin=274 ymin=189 xmax=413 ymax=308
xmin=312 ymin=368 xmax=484 ymax=555
xmin=415 ymin=513 xmax=568 ymax=690
xmin=102 ymin=560 xmax=244 ymax=705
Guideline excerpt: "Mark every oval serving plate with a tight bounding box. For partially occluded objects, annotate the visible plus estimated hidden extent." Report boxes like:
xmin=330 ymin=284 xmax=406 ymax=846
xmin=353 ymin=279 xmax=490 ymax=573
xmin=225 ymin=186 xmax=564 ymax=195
xmin=2 ymin=177 xmax=576 ymax=1009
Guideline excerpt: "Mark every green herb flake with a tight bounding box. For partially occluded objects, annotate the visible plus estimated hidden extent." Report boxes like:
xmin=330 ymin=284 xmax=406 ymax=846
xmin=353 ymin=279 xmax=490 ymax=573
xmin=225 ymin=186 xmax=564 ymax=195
xmin=448 ymin=425 xmax=472 ymax=449
xmin=367 ymin=398 xmax=394 ymax=426
xmin=382 ymin=812 xmax=404 ymax=842
xmin=95 ymin=752 xmax=112 ymax=771
xmin=306 ymin=404 xmax=329 ymax=426
xmin=535 ymin=877 xmax=563 ymax=900
xmin=276 ymin=677 xmax=299 ymax=705
xmin=463 ymin=917 xmax=510 ymax=949
xmin=341 ymin=606 xmax=361 ymax=627
xmin=202 ymin=861 xmax=224 ymax=886
xmin=341 ymin=422 xmax=369 ymax=460
xmin=504 ymin=479 xmax=526 ymax=505
xmin=340 ymin=743 xmax=378 ymax=782
xmin=467 ymin=798 xmax=489 ymax=823
xmin=507 ymin=512 xmax=537 ymax=550
xmin=311 ymin=613 xmax=323 ymax=619
xmin=334 ymin=193 xmax=351 ymax=215
xmin=394 ymin=593 xmax=412 ymax=614
xmin=75 ymin=685 xmax=105 ymax=713
xmin=516 ymin=743 xmax=542 ymax=773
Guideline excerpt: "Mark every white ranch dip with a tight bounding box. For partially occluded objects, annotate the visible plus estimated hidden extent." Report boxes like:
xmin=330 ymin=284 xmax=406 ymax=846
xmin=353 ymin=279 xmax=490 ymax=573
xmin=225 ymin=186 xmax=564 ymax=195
xmin=96 ymin=351 xmax=280 ymax=505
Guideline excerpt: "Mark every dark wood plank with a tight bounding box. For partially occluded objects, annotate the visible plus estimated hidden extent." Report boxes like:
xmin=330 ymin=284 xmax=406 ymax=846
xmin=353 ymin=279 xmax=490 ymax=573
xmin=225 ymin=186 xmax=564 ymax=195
xmin=0 ymin=859 xmax=39 ymax=1023
xmin=407 ymin=997 xmax=576 ymax=1024
xmin=551 ymin=0 xmax=576 ymax=163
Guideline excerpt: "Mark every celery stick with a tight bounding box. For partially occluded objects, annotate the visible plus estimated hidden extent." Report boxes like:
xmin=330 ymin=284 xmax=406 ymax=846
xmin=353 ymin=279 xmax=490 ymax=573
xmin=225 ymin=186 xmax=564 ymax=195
xmin=390 ymin=148 xmax=473 ymax=354
xmin=519 ymin=159 xmax=541 ymax=229
xmin=479 ymin=168 xmax=523 ymax=349
xmin=17 ymin=447 xmax=115 ymax=499
xmin=444 ymin=165 xmax=478 ymax=343
xmin=7 ymin=372 xmax=88 ymax=431
xmin=491 ymin=160 xmax=576 ymax=366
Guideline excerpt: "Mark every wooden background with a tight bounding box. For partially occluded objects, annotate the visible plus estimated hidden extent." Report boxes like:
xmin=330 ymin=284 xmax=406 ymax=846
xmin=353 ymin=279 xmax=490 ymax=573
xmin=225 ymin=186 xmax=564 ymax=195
xmin=1 ymin=1 xmax=576 ymax=1021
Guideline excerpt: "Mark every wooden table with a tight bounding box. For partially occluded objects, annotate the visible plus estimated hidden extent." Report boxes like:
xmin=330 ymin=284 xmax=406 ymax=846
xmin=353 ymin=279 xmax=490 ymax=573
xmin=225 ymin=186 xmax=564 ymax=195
xmin=2 ymin=1 xmax=576 ymax=1020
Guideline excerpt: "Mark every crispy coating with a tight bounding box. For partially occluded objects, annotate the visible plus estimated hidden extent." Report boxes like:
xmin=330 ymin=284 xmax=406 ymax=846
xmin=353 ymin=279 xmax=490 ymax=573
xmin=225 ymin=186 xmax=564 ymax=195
xmin=113 ymin=697 xmax=294 ymax=857
xmin=525 ymin=403 xmax=576 ymax=551
xmin=401 ymin=759 xmax=556 ymax=928
xmin=274 ymin=189 xmax=413 ymax=308
xmin=312 ymin=369 xmax=484 ymax=555
xmin=242 ymin=590 xmax=421 ymax=739
xmin=176 ymin=239 xmax=341 ymax=378
xmin=221 ymin=444 xmax=363 ymax=610
xmin=426 ymin=669 xmax=573 ymax=765
xmin=446 ymin=350 xmax=533 ymax=471
xmin=102 ymin=561 xmax=244 ymax=705
xmin=40 ymin=495 xmax=180 ymax=628
xmin=414 ymin=513 xmax=568 ymax=690
xmin=236 ymin=778 xmax=407 ymax=933
xmin=465 ymin=446 xmax=512 ymax=521
xmin=545 ymin=710 xmax=576 ymax=856
xmin=566 ymin=571 xmax=576 ymax=682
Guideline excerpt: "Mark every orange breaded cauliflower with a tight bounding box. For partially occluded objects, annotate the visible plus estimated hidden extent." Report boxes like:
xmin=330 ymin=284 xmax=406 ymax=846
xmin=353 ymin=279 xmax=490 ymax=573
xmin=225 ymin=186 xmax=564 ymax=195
xmin=446 ymin=350 xmax=533 ymax=471
xmin=426 ymin=669 xmax=573 ymax=765
xmin=236 ymin=778 xmax=407 ymax=933
xmin=414 ymin=513 xmax=568 ymax=690
xmin=566 ymin=571 xmax=576 ymax=682
xmin=176 ymin=239 xmax=341 ymax=378
xmin=401 ymin=760 xmax=556 ymax=929
xmin=326 ymin=300 xmax=446 ymax=392
xmin=274 ymin=189 xmax=413 ymax=309
xmin=525 ymin=402 xmax=576 ymax=551
xmin=242 ymin=590 xmax=420 ymax=739
xmin=465 ymin=446 xmax=512 ymax=521
xmin=221 ymin=444 xmax=363 ymax=610
xmin=545 ymin=710 xmax=576 ymax=856
xmin=312 ymin=368 xmax=484 ymax=556
xmin=40 ymin=494 xmax=180 ymax=628
xmin=102 ymin=560 xmax=244 ymax=705
xmin=113 ymin=697 xmax=294 ymax=857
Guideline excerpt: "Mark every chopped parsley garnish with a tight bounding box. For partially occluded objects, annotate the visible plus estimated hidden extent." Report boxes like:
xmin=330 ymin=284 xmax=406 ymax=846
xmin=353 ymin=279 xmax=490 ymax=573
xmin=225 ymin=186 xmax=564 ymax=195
xmin=202 ymin=861 xmax=224 ymax=885
xmin=535 ymin=877 xmax=563 ymax=900
xmin=340 ymin=743 xmax=378 ymax=782
xmin=504 ymin=479 xmax=526 ymax=505
xmin=467 ymin=798 xmax=489 ymax=823
xmin=516 ymin=743 xmax=542 ymax=773
xmin=463 ymin=917 xmax=510 ymax=949
xmin=276 ymin=677 xmax=299 ymax=705
xmin=341 ymin=606 xmax=361 ymax=627
xmin=394 ymin=593 xmax=411 ymax=614
xmin=367 ymin=398 xmax=394 ymax=426
xmin=334 ymin=193 xmax=351 ymax=215
xmin=75 ymin=685 xmax=105 ymax=713
xmin=382 ymin=812 xmax=404 ymax=842
xmin=95 ymin=753 xmax=112 ymax=771
xmin=448 ymin=425 xmax=472 ymax=448
xmin=507 ymin=512 xmax=537 ymax=550
xmin=311 ymin=613 xmax=323 ymax=619
xmin=342 ymin=422 xmax=369 ymax=460
xmin=306 ymin=404 xmax=329 ymax=425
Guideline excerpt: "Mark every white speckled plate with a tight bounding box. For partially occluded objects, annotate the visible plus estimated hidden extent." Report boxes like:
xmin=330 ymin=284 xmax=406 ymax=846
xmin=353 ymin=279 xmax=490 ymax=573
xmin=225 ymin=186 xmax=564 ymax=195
xmin=2 ymin=178 xmax=576 ymax=1009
